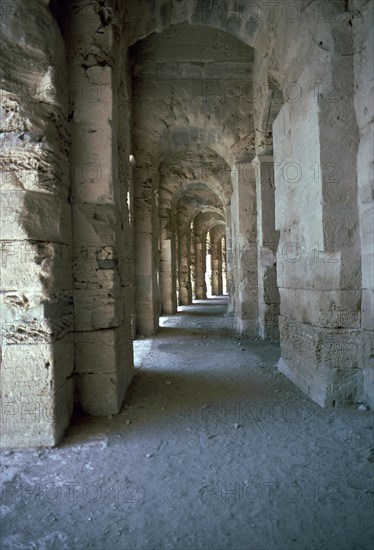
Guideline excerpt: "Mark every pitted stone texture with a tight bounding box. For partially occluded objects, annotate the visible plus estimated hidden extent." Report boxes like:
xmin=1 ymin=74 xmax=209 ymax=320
xmin=67 ymin=0 xmax=134 ymax=414
xmin=273 ymin=19 xmax=365 ymax=406
xmin=0 ymin=0 xmax=73 ymax=447
xmin=1 ymin=0 xmax=372 ymax=452
xmin=1 ymin=339 xmax=73 ymax=396
xmin=74 ymin=324 xmax=133 ymax=415
xmin=0 ymin=341 xmax=74 ymax=448
xmin=75 ymin=366 xmax=131 ymax=417
xmin=352 ymin=0 xmax=374 ymax=407
xmin=278 ymin=317 xmax=363 ymax=407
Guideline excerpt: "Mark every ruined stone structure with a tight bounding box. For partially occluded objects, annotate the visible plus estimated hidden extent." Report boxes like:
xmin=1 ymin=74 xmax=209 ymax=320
xmin=1 ymin=0 xmax=373 ymax=447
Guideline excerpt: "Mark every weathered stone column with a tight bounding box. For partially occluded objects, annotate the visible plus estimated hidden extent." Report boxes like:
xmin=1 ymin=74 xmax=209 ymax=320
xmin=353 ymin=2 xmax=374 ymax=409
xmin=134 ymin=163 xmax=160 ymax=335
xmin=194 ymin=230 xmax=206 ymax=300
xmin=205 ymin=234 xmax=212 ymax=296
xmin=210 ymin=228 xmax=223 ymax=296
xmin=0 ymin=0 xmax=74 ymax=447
xmin=68 ymin=0 xmax=133 ymax=415
xmin=231 ymin=161 xmax=258 ymax=335
xmin=222 ymin=237 xmax=227 ymax=294
xmin=201 ymin=238 xmax=207 ymax=299
xmin=217 ymin=238 xmax=223 ymax=296
xmin=252 ymin=155 xmax=280 ymax=340
xmin=210 ymin=236 xmax=219 ymax=296
xmin=190 ymin=227 xmax=196 ymax=299
xmin=225 ymin=207 xmax=235 ymax=314
xmin=159 ymin=213 xmax=177 ymax=315
xmin=178 ymin=228 xmax=192 ymax=305
xmin=274 ymin=56 xmax=361 ymax=406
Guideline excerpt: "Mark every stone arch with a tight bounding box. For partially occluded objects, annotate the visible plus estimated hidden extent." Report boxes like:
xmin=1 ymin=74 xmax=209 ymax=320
xmin=130 ymin=19 xmax=256 ymax=332
xmin=121 ymin=1 xmax=269 ymax=50
xmin=166 ymin=183 xmax=226 ymax=308
xmin=192 ymin=211 xmax=227 ymax=300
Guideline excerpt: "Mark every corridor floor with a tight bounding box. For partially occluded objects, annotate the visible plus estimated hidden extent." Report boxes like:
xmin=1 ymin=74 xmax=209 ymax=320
xmin=1 ymin=298 xmax=373 ymax=550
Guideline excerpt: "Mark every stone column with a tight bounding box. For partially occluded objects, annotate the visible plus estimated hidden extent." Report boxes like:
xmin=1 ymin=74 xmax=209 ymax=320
xmin=274 ymin=58 xmax=362 ymax=406
xmin=194 ymin=230 xmax=206 ymax=300
xmin=225 ymin=207 xmax=235 ymax=314
xmin=222 ymin=237 xmax=227 ymax=294
xmin=210 ymin=228 xmax=223 ymax=296
xmin=210 ymin=236 xmax=219 ymax=296
xmin=68 ymin=0 xmax=133 ymax=415
xmin=217 ymin=238 xmax=223 ymax=296
xmin=252 ymin=155 xmax=280 ymax=340
xmin=178 ymin=228 xmax=192 ymax=305
xmin=353 ymin=3 xmax=374 ymax=409
xmin=201 ymin=238 xmax=207 ymax=299
xmin=159 ymin=210 xmax=177 ymax=314
xmin=231 ymin=161 xmax=258 ymax=335
xmin=0 ymin=0 xmax=74 ymax=447
xmin=134 ymin=163 xmax=160 ymax=335
xmin=190 ymin=228 xmax=196 ymax=299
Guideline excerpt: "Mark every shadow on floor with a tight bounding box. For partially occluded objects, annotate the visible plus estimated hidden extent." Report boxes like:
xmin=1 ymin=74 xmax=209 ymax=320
xmin=61 ymin=342 xmax=281 ymax=448
xmin=61 ymin=295 xmax=281 ymax=447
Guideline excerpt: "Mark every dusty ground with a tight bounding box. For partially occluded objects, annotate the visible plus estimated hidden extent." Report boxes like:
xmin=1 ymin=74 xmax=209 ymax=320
xmin=1 ymin=297 xmax=373 ymax=550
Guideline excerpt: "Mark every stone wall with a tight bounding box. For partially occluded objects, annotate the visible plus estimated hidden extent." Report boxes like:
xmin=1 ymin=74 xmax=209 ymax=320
xmin=352 ymin=0 xmax=374 ymax=408
xmin=1 ymin=0 xmax=73 ymax=446
xmin=272 ymin=3 xmax=364 ymax=406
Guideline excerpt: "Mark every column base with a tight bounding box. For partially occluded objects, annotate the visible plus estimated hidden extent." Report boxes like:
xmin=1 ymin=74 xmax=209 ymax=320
xmin=258 ymin=303 xmax=280 ymax=341
xmin=0 ymin=339 xmax=74 ymax=448
xmin=362 ymin=330 xmax=374 ymax=409
xmin=74 ymin=325 xmax=134 ymax=415
xmin=278 ymin=317 xmax=363 ymax=407
xmin=235 ymin=318 xmax=258 ymax=337
xmin=363 ymin=367 xmax=374 ymax=409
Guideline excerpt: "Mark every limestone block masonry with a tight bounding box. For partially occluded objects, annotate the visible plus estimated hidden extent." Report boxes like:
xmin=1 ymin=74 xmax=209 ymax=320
xmin=0 ymin=0 xmax=373 ymax=448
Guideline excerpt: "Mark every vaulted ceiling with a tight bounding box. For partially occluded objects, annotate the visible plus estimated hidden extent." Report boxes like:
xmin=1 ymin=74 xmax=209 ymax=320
xmin=131 ymin=22 xmax=255 ymax=235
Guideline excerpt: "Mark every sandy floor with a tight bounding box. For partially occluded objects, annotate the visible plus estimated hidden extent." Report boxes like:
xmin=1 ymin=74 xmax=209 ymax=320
xmin=1 ymin=297 xmax=373 ymax=550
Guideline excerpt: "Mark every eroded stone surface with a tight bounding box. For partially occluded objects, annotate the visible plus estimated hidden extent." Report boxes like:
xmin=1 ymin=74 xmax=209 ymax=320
xmin=0 ymin=0 xmax=373 ymax=448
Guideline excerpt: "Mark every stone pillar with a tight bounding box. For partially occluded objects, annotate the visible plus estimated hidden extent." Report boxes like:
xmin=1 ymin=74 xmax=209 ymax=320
xmin=201 ymin=238 xmax=207 ymax=299
xmin=210 ymin=228 xmax=223 ymax=296
xmin=225 ymin=207 xmax=235 ymax=314
xmin=194 ymin=230 xmax=206 ymax=300
xmin=113 ymin=30 xmax=136 ymax=345
xmin=68 ymin=0 xmax=133 ymax=415
xmin=194 ymin=220 xmax=206 ymax=300
xmin=134 ymin=163 xmax=160 ymax=335
xmin=159 ymin=211 xmax=177 ymax=314
xmin=0 ymin=0 xmax=74 ymax=447
xmin=274 ymin=55 xmax=362 ymax=406
xmin=210 ymin=236 xmax=219 ymax=296
xmin=217 ymin=238 xmax=223 ymax=296
xmin=252 ymin=155 xmax=280 ymax=340
xmin=178 ymin=228 xmax=192 ymax=305
xmin=231 ymin=161 xmax=258 ymax=335
xmin=353 ymin=3 xmax=374 ymax=409
xmin=190 ymin=228 xmax=196 ymax=299
xmin=222 ymin=237 xmax=227 ymax=295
